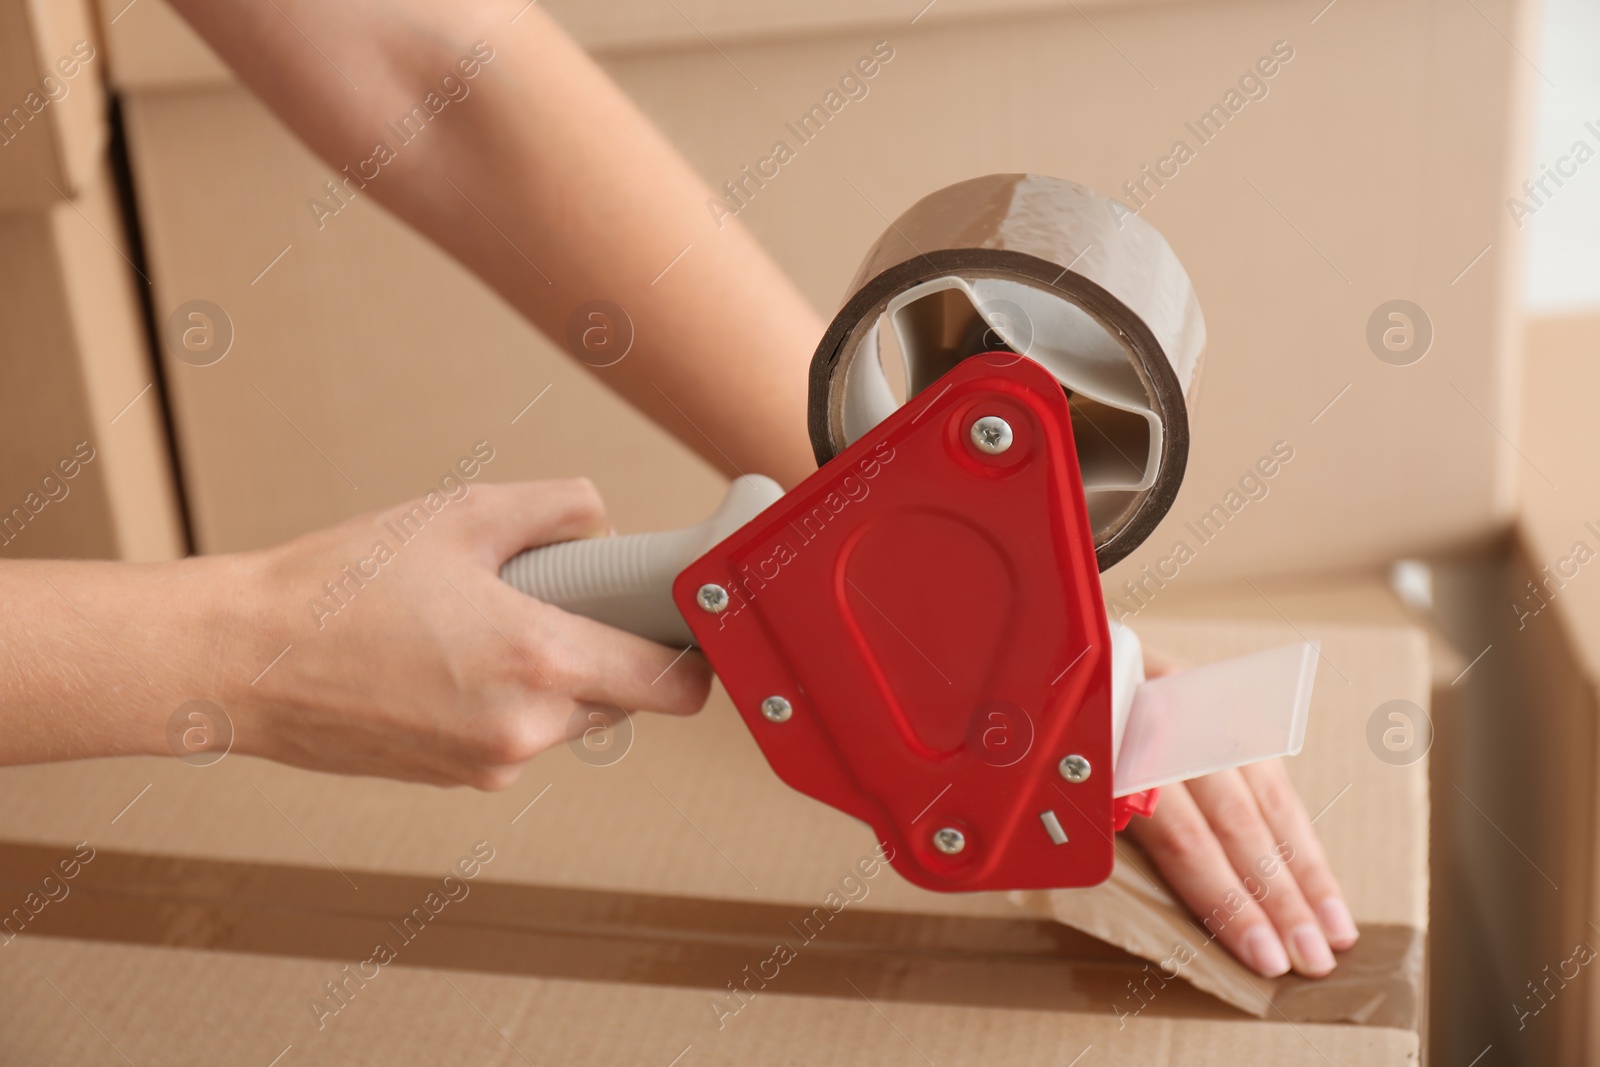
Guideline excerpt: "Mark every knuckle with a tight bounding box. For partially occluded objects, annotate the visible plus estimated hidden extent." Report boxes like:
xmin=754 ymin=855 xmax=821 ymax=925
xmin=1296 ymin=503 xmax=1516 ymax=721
xmin=1205 ymin=797 xmax=1263 ymax=844
xmin=1290 ymin=860 xmax=1337 ymax=899
xmin=1249 ymin=773 xmax=1297 ymax=817
xmin=483 ymin=622 xmax=572 ymax=692
xmin=647 ymin=654 xmax=712 ymax=714
xmin=466 ymin=763 xmax=524 ymax=792
xmin=523 ymin=636 xmax=579 ymax=690
xmin=555 ymin=476 xmax=605 ymax=521
xmin=463 ymin=714 xmax=540 ymax=767
xmin=1150 ymin=813 xmax=1213 ymax=865
xmin=456 ymin=481 xmax=496 ymax=516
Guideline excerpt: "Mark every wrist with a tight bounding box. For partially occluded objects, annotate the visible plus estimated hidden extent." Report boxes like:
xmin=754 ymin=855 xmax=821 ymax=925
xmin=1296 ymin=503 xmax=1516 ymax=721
xmin=106 ymin=549 xmax=284 ymax=763
xmin=141 ymin=552 xmax=276 ymax=762
xmin=191 ymin=547 xmax=293 ymax=763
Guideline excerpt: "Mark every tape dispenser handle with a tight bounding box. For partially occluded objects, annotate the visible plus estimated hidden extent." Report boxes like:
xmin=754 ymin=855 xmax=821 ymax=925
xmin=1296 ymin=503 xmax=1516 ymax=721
xmin=499 ymin=474 xmax=785 ymax=647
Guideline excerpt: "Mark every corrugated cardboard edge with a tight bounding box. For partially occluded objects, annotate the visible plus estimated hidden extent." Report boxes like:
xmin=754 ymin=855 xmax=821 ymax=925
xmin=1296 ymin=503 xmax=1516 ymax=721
xmin=1012 ymin=834 xmax=1423 ymax=1028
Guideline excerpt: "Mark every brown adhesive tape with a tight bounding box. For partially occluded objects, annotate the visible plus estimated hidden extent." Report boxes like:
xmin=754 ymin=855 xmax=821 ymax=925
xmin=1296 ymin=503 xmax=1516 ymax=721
xmin=0 ymin=841 xmax=1418 ymax=1027
xmin=809 ymin=174 xmax=1206 ymax=570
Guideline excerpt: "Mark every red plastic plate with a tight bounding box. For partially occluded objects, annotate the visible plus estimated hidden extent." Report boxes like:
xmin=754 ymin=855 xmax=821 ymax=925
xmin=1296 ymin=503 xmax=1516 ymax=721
xmin=673 ymin=353 xmax=1114 ymax=891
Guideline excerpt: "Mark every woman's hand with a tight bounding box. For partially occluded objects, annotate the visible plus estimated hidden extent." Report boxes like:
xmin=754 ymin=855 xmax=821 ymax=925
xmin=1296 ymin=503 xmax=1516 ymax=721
xmin=1123 ymin=651 xmax=1359 ymax=978
xmin=0 ymin=478 xmax=706 ymax=784
xmin=228 ymin=478 xmax=711 ymax=788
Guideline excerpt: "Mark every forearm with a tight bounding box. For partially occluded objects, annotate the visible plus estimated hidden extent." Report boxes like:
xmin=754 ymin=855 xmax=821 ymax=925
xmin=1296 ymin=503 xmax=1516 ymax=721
xmin=0 ymin=557 xmax=260 ymax=764
xmin=169 ymin=0 xmax=825 ymax=487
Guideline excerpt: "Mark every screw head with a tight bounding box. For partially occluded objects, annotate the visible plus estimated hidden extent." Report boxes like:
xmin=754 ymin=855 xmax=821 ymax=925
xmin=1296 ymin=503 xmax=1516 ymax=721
xmin=970 ymin=416 xmax=1013 ymax=455
xmin=696 ymin=583 xmax=730 ymax=613
xmin=931 ymin=827 xmax=967 ymax=855
xmin=1058 ymin=754 xmax=1092 ymax=783
xmin=761 ymin=696 xmax=792 ymax=723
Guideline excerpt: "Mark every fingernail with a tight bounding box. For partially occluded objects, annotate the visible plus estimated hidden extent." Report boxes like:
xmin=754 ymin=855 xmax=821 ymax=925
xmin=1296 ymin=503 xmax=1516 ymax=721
xmin=1287 ymin=922 xmax=1336 ymax=977
xmin=1317 ymin=897 xmax=1360 ymax=949
xmin=1241 ymin=925 xmax=1291 ymax=977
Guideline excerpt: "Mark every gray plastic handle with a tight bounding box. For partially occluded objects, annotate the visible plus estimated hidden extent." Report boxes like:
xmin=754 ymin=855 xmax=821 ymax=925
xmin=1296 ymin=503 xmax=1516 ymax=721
xmin=500 ymin=474 xmax=785 ymax=647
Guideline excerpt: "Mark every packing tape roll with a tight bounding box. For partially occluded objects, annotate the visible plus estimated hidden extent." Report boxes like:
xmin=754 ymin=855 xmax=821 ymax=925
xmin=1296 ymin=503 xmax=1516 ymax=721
xmin=808 ymin=174 xmax=1206 ymax=570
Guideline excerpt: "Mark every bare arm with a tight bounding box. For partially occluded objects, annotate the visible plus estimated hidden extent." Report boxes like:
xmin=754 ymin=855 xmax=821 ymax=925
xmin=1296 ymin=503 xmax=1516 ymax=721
xmin=167 ymin=0 xmax=824 ymax=488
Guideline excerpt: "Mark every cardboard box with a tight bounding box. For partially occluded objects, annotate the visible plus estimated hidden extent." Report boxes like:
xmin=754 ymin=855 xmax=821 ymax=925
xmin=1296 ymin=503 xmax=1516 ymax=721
xmin=1216 ymin=314 xmax=1600 ymax=1066
xmin=1458 ymin=312 xmax=1600 ymax=1065
xmin=0 ymin=617 xmax=1430 ymax=1061
xmin=99 ymin=0 xmax=1531 ymax=584
xmin=1519 ymin=313 xmax=1600 ymax=682
xmin=1130 ymin=569 xmax=1491 ymax=1060
xmin=0 ymin=0 xmax=106 ymax=211
xmin=0 ymin=155 xmax=185 ymax=561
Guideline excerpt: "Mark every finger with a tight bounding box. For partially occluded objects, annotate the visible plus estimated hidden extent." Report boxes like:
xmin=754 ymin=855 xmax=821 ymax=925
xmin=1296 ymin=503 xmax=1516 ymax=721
xmin=469 ymin=762 xmax=531 ymax=792
xmin=554 ymin=613 xmax=713 ymax=716
xmin=464 ymin=479 xmax=611 ymax=564
xmin=506 ymin=592 xmax=712 ymax=717
xmin=1126 ymin=781 xmax=1291 ymax=977
xmin=1241 ymin=761 xmax=1359 ymax=950
xmin=1186 ymin=770 xmax=1336 ymax=977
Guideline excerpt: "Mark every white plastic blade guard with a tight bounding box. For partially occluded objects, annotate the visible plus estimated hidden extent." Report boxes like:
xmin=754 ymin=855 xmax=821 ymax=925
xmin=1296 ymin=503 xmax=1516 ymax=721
xmin=1113 ymin=641 xmax=1318 ymax=798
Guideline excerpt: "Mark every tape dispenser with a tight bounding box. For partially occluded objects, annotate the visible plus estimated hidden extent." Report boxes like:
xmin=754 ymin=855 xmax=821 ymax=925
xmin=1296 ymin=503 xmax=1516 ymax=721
xmin=503 ymin=175 xmax=1315 ymax=892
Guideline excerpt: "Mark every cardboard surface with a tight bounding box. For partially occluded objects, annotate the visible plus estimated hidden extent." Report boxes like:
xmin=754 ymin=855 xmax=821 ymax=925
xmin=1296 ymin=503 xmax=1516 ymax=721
xmin=1494 ymin=312 xmax=1600 ymax=1063
xmin=108 ymin=0 xmax=1528 ymax=585
xmin=0 ymin=0 xmax=105 ymax=210
xmin=0 ymin=157 xmax=185 ymax=562
xmin=0 ymin=618 xmax=1429 ymax=1056
xmin=1417 ymin=547 xmax=1600 ymax=1067
xmin=1122 ymin=568 xmax=1468 ymax=688
xmin=1 ymin=937 xmax=1418 ymax=1066
xmin=1520 ymin=313 xmax=1600 ymax=682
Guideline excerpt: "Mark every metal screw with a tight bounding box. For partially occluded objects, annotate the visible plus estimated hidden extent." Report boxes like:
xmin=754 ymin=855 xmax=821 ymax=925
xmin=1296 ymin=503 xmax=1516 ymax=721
xmin=1058 ymin=754 xmax=1092 ymax=783
xmin=932 ymin=827 xmax=966 ymax=855
xmin=696 ymin=583 xmax=730 ymax=613
xmin=761 ymin=696 xmax=792 ymax=723
xmin=970 ymin=416 xmax=1013 ymax=455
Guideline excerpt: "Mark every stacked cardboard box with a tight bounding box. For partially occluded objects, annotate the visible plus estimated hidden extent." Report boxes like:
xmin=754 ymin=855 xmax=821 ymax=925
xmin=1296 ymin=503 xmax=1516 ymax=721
xmin=95 ymin=0 xmax=1530 ymax=573
xmin=0 ymin=0 xmax=184 ymax=562
xmin=0 ymin=618 xmax=1428 ymax=1063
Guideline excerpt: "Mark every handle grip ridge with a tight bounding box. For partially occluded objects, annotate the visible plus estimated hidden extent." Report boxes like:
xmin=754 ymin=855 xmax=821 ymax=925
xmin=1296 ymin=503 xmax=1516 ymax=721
xmin=500 ymin=474 xmax=785 ymax=646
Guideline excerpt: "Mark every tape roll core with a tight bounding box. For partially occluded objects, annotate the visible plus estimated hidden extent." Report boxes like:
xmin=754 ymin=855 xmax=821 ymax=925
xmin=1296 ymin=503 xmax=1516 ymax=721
xmin=808 ymin=174 xmax=1205 ymax=570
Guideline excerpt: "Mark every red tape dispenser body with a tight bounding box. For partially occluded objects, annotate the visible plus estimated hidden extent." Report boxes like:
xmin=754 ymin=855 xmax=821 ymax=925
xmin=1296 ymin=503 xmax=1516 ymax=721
xmin=673 ymin=353 xmax=1115 ymax=892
